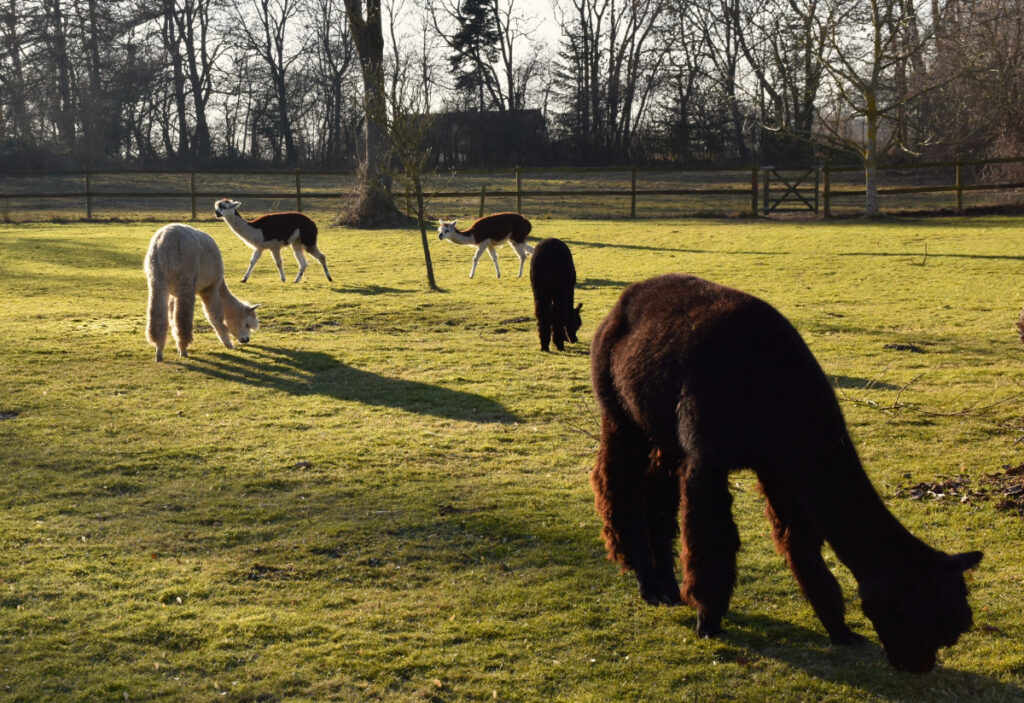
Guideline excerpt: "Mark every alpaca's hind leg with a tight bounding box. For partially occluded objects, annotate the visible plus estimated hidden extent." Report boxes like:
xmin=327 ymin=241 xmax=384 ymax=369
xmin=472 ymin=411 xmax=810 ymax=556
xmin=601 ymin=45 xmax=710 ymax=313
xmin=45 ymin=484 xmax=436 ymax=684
xmin=172 ymin=292 xmax=195 ymax=358
xmin=242 ymin=249 xmax=263 ymax=282
xmin=592 ymin=415 xmax=677 ymax=605
xmin=512 ymin=242 xmax=529 ymax=278
xmin=290 ymin=243 xmax=308 ymax=283
xmin=307 ymin=244 xmax=332 ymax=281
xmin=147 ymin=285 xmax=169 ymax=362
xmin=487 ymin=245 xmax=501 ymax=278
xmin=199 ymin=287 xmax=234 ymax=349
xmin=535 ymin=298 xmax=553 ymax=351
xmin=759 ymin=478 xmax=863 ymax=645
xmin=270 ymin=248 xmax=287 ymax=282
xmin=679 ymin=460 xmax=740 ymax=637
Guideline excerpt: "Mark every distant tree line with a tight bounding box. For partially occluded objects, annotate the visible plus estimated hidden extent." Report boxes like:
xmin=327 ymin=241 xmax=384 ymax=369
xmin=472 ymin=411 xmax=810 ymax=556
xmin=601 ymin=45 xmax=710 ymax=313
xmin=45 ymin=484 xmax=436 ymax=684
xmin=1 ymin=0 xmax=1022 ymax=175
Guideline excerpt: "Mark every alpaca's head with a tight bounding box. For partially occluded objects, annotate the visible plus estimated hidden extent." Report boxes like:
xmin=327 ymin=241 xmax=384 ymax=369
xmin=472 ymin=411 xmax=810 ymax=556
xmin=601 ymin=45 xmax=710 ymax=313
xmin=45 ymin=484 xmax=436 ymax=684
xmin=225 ymin=301 xmax=260 ymax=344
xmin=860 ymin=550 xmax=982 ymax=672
xmin=566 ymin=302 xmax=583 ymax=344
xmin=437 ymin=220 xmax=459 ymax=241
xmin=214 ymin=199 xmax=242 ymax=219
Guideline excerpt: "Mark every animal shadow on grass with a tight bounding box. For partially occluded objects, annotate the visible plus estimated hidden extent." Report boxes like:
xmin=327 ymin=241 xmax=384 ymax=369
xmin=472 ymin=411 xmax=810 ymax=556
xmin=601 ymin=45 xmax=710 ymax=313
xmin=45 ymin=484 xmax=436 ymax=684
xmin=719 ymin=612 xmax=1020 ymax=700
xmin=188 ymin=345 xmax=520 ymax=423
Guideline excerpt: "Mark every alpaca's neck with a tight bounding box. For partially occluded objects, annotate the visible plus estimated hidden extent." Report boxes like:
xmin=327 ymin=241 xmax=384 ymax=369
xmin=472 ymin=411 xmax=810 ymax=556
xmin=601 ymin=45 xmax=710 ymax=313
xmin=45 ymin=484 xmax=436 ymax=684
xmin=449 ymin=228 xmax=475 ymax=245
xmin=801 ymin=449 xmax=935 ymax=578
xmin=218 ymin=280 xmax=246 ymax=313
xmin=222 ymin=212 xmax=262 ymax=246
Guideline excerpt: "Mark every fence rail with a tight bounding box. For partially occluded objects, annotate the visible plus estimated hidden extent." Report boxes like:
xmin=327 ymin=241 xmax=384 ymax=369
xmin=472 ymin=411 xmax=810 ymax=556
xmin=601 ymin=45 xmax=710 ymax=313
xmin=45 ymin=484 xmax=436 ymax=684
xmin=1 ymin=157 xmax=1023 ymax=221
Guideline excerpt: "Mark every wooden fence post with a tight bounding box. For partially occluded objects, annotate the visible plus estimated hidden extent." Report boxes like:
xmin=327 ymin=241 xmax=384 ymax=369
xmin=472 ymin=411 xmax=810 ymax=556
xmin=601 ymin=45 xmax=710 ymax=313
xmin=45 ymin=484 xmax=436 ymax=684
xmin=515 ymin=167 xmax=522 ymax=213
xmin=630 ymin=165 xmax=637 ymax=218
xmin=955 ymin=160 xmax=963 ymax=214
xmin=814 ymin=165 xmax=820 ymax=214
xmin=295 ymin=168 xmax=302 ymax=212
xmin=751 ymin=167 xmax=759 ymax=216
xmin=762 ymin=168 xmax=770 ymax=215
xmin=479 ymin=184 xmax=486 ymax=217
xmin=85 ymin=170 xmax=93 ymax=220
xmin=823 ymin=164 xmax=832 ymax=218
xmin=190 ymin=171 xmax=197 ymax=220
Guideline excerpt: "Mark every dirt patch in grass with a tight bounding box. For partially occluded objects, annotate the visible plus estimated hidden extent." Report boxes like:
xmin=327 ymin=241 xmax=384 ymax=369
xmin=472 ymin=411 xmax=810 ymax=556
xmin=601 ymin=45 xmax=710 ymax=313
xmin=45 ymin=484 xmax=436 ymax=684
xmin=898 ymin=464 xmax=1024 ymax=516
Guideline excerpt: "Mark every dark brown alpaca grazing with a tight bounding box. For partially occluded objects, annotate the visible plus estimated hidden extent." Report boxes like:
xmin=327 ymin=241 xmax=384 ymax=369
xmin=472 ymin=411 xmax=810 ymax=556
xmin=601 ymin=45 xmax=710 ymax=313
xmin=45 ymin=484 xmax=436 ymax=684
xmin=530 ymin=238 xmax=582 ymax=352
xmin=590 ymin=274 xmax=982 ymax=673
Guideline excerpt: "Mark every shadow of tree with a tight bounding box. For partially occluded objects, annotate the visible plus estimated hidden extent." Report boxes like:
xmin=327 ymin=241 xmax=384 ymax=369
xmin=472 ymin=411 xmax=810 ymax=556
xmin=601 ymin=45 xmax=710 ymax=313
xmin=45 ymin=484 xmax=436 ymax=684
xmin=0 ymin=236 xmax=141 ymax=272
xmin=187 ymin=345 xmax=520 ymax=423
xmin=333 ymin=284 xmax=415 ymax=296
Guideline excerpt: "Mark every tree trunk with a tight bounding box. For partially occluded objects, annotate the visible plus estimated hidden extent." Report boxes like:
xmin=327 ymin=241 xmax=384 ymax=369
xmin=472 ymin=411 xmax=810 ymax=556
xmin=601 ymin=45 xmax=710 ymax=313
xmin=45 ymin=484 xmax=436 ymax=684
xmin=414 ymin=173 xmax=439 ymax=291
xmin=178 ymin=0 xmax=214 ymax=160
xmin=162 ymin=0 xmax=190 ymax=158
xmin=47 ymin=0 xmax=77 ymax=149
xmin=340 ymin=0 xmax=403 ymax=227
xmin=863 ymin=90 xmax=880 ymax=217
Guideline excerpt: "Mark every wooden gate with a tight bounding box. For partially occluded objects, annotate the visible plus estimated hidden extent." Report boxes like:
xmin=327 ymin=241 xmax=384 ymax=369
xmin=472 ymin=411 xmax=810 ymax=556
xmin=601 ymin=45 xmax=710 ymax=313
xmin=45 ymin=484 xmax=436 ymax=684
xmin=761 ymin=167 xmax=820 ymax=214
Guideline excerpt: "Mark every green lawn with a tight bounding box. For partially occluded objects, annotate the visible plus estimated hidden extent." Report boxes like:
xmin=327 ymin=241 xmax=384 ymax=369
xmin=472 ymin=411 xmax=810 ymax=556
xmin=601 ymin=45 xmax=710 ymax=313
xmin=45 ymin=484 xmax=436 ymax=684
xmin=1 ymin=215 xmax=1022 ymax=702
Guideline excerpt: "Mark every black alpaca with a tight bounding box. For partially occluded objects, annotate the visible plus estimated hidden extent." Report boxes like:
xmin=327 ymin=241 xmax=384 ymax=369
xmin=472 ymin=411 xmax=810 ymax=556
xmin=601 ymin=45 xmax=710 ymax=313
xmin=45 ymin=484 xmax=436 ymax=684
xmin=590 ymin=274 xmax=982 ymax=672
xmin=529 ymin=238 xmax=582 ymax=352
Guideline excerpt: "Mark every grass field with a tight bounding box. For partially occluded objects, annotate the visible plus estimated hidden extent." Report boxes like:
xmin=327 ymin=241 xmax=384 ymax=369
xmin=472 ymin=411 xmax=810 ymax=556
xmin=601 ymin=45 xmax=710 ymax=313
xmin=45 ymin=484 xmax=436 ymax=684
xmin=1 ymin=215 xmax=1023 ymax=702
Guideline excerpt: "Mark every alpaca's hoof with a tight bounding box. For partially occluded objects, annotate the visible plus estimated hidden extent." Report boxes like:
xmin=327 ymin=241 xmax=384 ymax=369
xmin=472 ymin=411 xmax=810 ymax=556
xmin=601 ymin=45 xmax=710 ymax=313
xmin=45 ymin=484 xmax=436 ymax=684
xmin=829 ymin=630 xmax=867 ymax=646
xmin=696 ymin=613 xmax=723 ymax=638
xmin=155 ymin=351 xmax=163 ymax=362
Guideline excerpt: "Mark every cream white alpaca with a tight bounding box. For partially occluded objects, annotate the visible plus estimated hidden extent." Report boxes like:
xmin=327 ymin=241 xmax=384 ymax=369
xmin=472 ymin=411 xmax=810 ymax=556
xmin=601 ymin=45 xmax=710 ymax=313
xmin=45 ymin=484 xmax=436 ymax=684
xmin=214 ymin=198 xmax=332 ymax=283
xmin=437 ymin=212 xmax=534 ymax=278
xmin=145 ymin=223 xmax=260 ymax=362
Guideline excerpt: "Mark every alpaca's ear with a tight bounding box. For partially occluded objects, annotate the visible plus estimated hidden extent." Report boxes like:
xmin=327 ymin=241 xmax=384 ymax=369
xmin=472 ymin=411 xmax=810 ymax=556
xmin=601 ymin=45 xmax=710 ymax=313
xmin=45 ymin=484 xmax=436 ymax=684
xmin=250 ymin=303 xmax=261 ymax=310
xmin=575 ymin=303 xmax=583 ymax=312
xmin=952 ymin=551 xmax=983 ymax=571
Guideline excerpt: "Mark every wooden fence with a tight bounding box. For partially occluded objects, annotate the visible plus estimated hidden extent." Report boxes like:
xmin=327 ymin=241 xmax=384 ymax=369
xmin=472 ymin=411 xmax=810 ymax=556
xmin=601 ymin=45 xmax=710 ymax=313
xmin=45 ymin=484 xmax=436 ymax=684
xmin=1 ymin=157 xmax=1023 ymax=221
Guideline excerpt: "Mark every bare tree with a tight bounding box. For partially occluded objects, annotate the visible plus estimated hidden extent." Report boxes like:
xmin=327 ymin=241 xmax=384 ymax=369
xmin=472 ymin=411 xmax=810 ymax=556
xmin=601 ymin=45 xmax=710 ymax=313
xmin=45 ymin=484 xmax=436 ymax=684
xmin=730 ymin=0 xmax=828 ymax=162
xmin=163 ymin=0 xmax=221 ymax=160
xmin=797 ymin=0 xmax=949 ymax=216
xmin=553 ymin=0 xmax=666 ymax=162
xmin=309 ymin=0 xmax=357 ymax=165
xmin=232 ymin=0 xmax=307 ymax=164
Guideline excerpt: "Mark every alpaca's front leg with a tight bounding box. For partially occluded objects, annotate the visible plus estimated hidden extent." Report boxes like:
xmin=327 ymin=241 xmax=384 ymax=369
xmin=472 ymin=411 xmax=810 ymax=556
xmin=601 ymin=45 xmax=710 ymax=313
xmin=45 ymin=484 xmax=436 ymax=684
xmin=679 ymin=462 xmax=740 ymax=637
xmin=469 ymin=242 xmax=488 ymax=278
xmin=199 ymin=289 xmax=233 ymax=350
xmin=242 ymin=249 xmax=263 ymax=282
xmin=759 ymin=478 xmax=863 ymax=645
